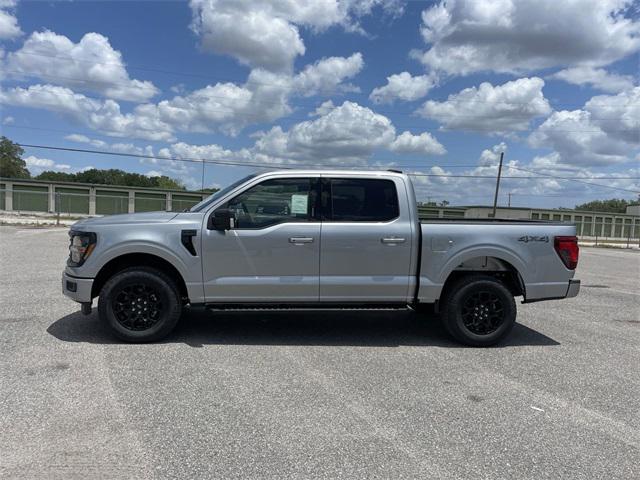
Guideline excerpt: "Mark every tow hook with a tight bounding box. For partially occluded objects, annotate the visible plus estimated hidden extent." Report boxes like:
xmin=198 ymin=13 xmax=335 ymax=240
xmin=81 ymin=302 xmax=92 ymax=315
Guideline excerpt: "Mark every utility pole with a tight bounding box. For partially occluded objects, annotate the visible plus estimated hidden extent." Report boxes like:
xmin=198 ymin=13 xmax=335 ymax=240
xmin=491 ymin=152 xmax=504 ymax=218
xmin=508 ymin=192 xmax=512 ymax=208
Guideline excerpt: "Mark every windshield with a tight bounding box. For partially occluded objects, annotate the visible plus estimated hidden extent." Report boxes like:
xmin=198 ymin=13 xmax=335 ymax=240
xmin=189 ymin=174 xmax=258 ymax=212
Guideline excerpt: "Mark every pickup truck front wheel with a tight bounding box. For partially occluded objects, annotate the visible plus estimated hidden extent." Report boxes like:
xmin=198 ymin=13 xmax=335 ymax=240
xmin=442 ymin=275 xmax=516 ymax=347
xmin=98 ymin=267 xmax=182 ymax=342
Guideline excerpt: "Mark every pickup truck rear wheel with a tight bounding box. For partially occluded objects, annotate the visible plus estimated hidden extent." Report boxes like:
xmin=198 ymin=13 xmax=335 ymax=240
xmin=442 ymin=275 xmax=516 ymax=347
xmin=98 ymin=267 xmax=182 ymax=342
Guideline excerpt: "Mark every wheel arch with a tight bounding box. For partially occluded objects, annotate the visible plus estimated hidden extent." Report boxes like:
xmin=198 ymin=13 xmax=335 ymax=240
xmin=91 ymin=253 xmax=189 ymax=302
xmin=439 ymin=255 xmax=525 ymax=307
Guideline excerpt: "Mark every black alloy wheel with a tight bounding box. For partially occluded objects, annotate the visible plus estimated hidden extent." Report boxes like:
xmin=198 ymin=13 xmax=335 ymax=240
xmin=460 ymin=291 xmax=505 ymax=335
xmin=441 ymin=275 xmax=516 ymax=347
xmin=98 ymin=267 xmax=182 ymax=342
xmin=112 ymin=284 xmax=163 ymax=331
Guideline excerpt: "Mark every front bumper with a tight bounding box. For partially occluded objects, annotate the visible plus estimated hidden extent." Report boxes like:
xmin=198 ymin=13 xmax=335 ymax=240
xmin=62 ymin=272 xmax=94 ymax=303
xmin=566 ymin=279 xmax=580 ymax=298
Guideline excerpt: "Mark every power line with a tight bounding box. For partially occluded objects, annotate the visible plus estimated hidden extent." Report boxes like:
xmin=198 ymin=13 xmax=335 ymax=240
xmin=2 ymin=125 xmax=640 ymax=180
xmin=507 ymin=165 xmax=640 ymax=194
xmin=16 ymin=143 xmax=640 ymax=194
xmin=7 ymin=125 xmax=638 ymax=177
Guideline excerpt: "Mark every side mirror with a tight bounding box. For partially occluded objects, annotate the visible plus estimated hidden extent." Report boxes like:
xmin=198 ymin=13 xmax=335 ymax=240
xmin=208 ymin=208 xmax=236 ymax=230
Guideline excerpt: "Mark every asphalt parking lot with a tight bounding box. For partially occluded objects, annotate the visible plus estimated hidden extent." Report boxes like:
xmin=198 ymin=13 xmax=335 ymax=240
xmin=1 ymin=225 xmax=638 ymax=479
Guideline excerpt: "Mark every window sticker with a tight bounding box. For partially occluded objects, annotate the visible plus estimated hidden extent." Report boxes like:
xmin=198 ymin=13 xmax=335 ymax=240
xmin=290 ymin=194 xmax=308 ymax=214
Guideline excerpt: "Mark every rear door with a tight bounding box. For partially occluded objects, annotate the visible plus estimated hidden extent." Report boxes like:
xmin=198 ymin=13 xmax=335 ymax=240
xmin=319 ymin=176 xmax=414 ymax=302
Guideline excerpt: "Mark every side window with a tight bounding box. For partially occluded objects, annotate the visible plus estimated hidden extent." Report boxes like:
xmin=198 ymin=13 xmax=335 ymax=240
xmin=223 ymin=178 xmax=315 ymax=229
xmin=326 ymin=178 xmax=399 ymax=222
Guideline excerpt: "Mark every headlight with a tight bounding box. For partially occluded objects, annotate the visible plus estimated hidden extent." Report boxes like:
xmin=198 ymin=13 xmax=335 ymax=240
xmin=68 ymin=231 xmax=97 ymax=267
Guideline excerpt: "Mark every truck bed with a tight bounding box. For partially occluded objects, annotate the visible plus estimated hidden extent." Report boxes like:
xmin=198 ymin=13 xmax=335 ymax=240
xmin=416 ymin=221 xmax=577 ymax=303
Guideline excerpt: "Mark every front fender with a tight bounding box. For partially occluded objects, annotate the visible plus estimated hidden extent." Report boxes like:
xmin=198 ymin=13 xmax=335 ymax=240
xmin=88 ymin=241 xmax=192 ymax=281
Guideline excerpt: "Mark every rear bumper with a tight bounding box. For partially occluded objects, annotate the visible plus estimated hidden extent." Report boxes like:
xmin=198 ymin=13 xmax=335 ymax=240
xmin=62 ymin=272 xmax=94 ymax=303
xmin=566 ymin=279 xmax=580 ymax=298
xmin=523 ymin=279 xmax=580 ymax=303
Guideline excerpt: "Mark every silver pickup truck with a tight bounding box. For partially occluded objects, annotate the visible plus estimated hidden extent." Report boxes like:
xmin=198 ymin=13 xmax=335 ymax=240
xmin=62 ymin=170 xmax=580 ymax=346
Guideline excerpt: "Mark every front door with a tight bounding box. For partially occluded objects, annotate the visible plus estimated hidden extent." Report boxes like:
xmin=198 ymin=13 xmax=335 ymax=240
xmin=202 ymin=177 xmax=320 ymax=303
xmin=319 ymin=176 xmax=414 ymax=302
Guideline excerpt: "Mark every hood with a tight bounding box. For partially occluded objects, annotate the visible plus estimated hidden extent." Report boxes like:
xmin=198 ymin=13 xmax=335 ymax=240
xmin=72 ymin=211 xmax=180 ymax=228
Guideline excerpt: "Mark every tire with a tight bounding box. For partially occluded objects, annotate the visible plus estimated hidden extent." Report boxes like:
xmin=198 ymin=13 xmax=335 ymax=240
xmin=98 ymin=267 xmax=182 ymax=342
xmin=441 ymin=275 xmax=516 ymax=347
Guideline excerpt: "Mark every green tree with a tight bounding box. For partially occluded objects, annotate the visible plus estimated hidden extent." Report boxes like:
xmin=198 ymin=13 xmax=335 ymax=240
xmin=575 ymin=198 xmax=637 ymax=213
xmin=34 ymin=167 xmax=190 ymax=191
xmin=35 ymin=171 xmax=76 ymax=182
xmin=0 ymin=136 xmax=30 ymax=179
xmin=154 ymin=175 xmax=185 ymax=190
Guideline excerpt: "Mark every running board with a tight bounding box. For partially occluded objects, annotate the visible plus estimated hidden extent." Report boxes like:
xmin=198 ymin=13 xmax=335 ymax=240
xmin=204 ymin=303 xmax=411 ymax=312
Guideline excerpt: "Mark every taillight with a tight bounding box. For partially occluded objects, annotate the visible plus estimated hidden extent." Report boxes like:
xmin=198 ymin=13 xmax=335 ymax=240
xmin=554 ymin=236 xmax=579 ymax=270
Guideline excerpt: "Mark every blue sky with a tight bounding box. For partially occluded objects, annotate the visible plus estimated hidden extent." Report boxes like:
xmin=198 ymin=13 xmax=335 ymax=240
xmin=0 ymin=0 xmax=638 ymax=207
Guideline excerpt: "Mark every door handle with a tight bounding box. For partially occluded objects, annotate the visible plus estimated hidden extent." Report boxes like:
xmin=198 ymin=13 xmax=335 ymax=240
xmin=381 ymin=237 xmax=406 ymax=244
xmin=289 ymin=237 xmax=314 ymax=244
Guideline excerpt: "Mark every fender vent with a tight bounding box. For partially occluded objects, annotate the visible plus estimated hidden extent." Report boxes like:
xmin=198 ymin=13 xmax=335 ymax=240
xmin=181 ymin=229 xmax=198 ymax=256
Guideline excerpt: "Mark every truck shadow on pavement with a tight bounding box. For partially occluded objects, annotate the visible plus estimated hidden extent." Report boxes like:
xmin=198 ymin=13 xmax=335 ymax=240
xmin=48 ymin=308 xmax=560 ymax=348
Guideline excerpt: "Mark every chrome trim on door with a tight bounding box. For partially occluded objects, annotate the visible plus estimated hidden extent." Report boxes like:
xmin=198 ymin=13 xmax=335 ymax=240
xmin=381 ymin=237 xmax=406 ymax=244
xmin=289 ymin=237 xmax=315 ymax=244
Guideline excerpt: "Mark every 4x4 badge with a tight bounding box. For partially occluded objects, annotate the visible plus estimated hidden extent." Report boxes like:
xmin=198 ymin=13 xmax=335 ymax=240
xmin=518 ymin=235 xmax=549 ymax=243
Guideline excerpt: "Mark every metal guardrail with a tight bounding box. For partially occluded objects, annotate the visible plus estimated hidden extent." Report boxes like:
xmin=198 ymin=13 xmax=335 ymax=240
xmin=0 ymin=188 xmax=205 ymax=217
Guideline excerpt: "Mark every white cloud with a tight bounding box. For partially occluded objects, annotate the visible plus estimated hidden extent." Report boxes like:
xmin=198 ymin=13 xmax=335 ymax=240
xmin=413 ymin=0 xmax=640 ymax=76
xmin=163 ymin=141 xmax=250 ymax=164
xmin=64 ymin=133 xmax=155 ymax=156
xmin=418 ymin=77 xmax=551 ymax=133
xmin=478 ymin=142 xmax=507 ymax=166
xmin=64 ymin=133 xmax=94 ymax=144
xmin=549 ymin=67 xmax=636 ymax=93
xmin=160 ymin=101 xmax=446 ymax=169
xmin=389 ymin=131 xmax=446 ymax=155
xmin=370 ymin=72 xmax=435 ymax=104
xmin=529 ymin=110 xmax=629 ymax=166
xmin=529 ymin=87 xmax=640 ymax=166
xmin=408 ymin=143 xmax=640 ymax=206
xmin=253 ymin=101 xmax=396 ymax=163
xmin=155 ymin=68 xmax=294 ymax=136
xmin=0 ymin=84 xmax=175 ymax=141
xmin=24 ymin=155 xmax=71 ymax=173
xmin=251 ymin=101 xmax=445 ymax=164
xmin=0 ymin=79 xmax=287 ymax=141
xmin=24 ymin=155 xmax=54 ymax=168
xmin=0 ymin=0 xmax=21 ymax=40
xmin=2 ymin=40 xmax=367 ymax=139
xmin=310 ymin=100 xmax=336 ymax=117
xmin=189 ymin=0 xmax=398 ymax=71
xmin=584 ymin=86 xmax=640 ymax=144
xmin=293 ymin=53 xmax=363 ymax=96
xmin=6 ymin=30 xmax=159 ymax=102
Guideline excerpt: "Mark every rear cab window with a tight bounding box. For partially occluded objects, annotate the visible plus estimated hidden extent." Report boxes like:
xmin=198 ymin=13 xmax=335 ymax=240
xmin=323 ymin=178 xmax=399 ymax=222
